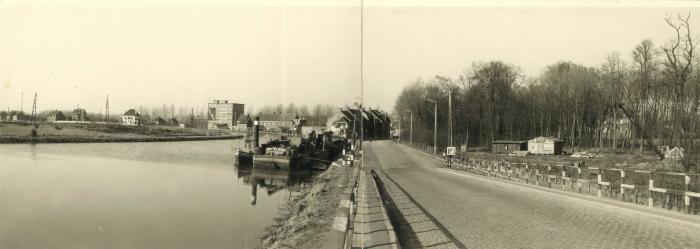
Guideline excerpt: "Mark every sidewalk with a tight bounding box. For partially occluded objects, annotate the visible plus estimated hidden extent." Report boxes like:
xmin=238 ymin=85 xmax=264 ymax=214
xmin=352 ymin=170 xmax=400 ymax=249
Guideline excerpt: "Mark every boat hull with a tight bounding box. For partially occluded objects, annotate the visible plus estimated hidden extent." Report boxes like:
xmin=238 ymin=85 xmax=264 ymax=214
xmin=235 ymin=150 xmax=254 ymax=165
xmin=253 ymin=155 xmax=308 ymax=169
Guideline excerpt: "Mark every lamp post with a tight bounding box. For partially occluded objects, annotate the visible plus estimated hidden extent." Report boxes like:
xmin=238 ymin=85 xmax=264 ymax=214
xmin=436 ymin=75 xmax=453 ymax=147
xmin=397 ymin=114 xmax=401 ymax=142
xmin=425 ymin=98 xmax=437 ymax=154
xmin=405 ymin=110 xmax=413 ymax=145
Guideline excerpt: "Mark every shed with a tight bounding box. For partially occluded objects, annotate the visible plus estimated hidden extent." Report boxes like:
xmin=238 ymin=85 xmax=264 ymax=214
xmin=527 ymin=137 xmax=564 ymax=155
xmin=491 ymin=140 xmax=527 ymax=154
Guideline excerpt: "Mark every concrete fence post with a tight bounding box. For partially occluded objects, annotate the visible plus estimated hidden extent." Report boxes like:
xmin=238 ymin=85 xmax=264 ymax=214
xmin=525 ymin=163 xmax=529 ymax=184
xmin=507 ymin=162 xmax=511 ymax=180
xmin=577 ymin=167 xmax=582 ymax=193
xmin=535 ymin=168 xmax=539 ymax=186
xmin=648 ymin=173 xmax=654 ymax=208
xmin=597 ymin=169 xmax=603 ymax=198
xmin=547 ymin=165 xmax=552 ymax=188
xmin=561 ymin=167 xmax=566 ymax=191
xmin=684 ymin=175 xmax=691 ymax=214
xmin=620 ymin=170 xmax=626 ymax=201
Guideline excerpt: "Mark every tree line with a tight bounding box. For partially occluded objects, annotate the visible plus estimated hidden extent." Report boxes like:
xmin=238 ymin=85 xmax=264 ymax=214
xmin=249 ymin=103 xmax=337 ymax=126
xmin=393 ymin=14 xmax=700 ymax=172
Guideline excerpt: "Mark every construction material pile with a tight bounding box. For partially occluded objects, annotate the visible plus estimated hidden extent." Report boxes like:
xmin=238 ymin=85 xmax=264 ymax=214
xmin=664 ymin=147 xmax=685 ymax=161
xmin=570 ymin=151 xmax=601 ymax=158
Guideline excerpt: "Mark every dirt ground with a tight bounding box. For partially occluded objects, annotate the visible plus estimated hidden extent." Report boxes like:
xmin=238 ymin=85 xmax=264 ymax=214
xmin=260 ymin=164 xmax=353 ymax=249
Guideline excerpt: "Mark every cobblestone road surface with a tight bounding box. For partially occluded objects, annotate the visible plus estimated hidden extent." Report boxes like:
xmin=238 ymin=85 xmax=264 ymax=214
xmin=364 ymin=141 xmax=700 ymax=249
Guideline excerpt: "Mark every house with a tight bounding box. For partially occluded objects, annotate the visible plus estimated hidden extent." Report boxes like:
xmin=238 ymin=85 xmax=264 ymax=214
xmin=326 ymin=112 xmax=351 ymax=137
xmin=602 ymin=117 xmax=632 ymax=137
xmin=8 ymin=111 xmax=24 ymax=121
xmin=492 ymin=140 xmax=527 ymax=154
xmin=527 ymin=137 xmax=564 ymax=155
xmin=256 ymin=113 xmax=297 ymax=132
xmin=170 ymin=118 xmax=179 ymax=126
xmin=46 ymin=111 xmax=66 ymax=123
xmin=301 ymin=126 xmax=326 ymax=137
xmin=236 ymin=114 xmax=254 ymax=131
xmin=153 ymin=117 xmax=167 ymax=125
xmin=361 ymin=108 xmax=391 ymax=140
xmin=122 ymin=109 xmax=141 ymax=126
xmin=71 ymin=108 xmax=88 ymax=122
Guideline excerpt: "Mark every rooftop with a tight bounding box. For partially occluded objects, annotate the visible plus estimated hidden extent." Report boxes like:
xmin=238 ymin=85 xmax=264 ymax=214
xmin=492 ymin=140 xmax=526 ymax=144
xmin=123 ymin=109 xmax=140 ymax=116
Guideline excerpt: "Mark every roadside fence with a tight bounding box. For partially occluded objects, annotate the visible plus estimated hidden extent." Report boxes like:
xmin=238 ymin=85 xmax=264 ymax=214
xmin=444 ymin=158 xmax=700 ymax=215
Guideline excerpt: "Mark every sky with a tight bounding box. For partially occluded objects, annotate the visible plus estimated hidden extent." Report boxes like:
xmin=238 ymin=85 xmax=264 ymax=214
xmin=1 ymin=0 xmax=699 ymax=114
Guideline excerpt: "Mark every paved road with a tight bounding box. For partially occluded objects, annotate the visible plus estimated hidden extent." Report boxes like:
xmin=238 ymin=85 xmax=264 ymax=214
xmin=363 ymin=141 xmax=700 ymax=249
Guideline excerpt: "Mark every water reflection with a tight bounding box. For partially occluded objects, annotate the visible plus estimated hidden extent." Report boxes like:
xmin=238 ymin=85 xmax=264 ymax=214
xmin=29 ymin=143 xmax=37 ymax=161
xmin=235 ymin=164 xmax=314 ymax=205
xmin=0 ymin=140 xmax=290 ymax=249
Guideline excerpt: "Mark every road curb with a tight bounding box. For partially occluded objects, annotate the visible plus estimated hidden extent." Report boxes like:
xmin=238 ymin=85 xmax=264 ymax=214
xmin=324 ymin=154 xmax=361 ymax=249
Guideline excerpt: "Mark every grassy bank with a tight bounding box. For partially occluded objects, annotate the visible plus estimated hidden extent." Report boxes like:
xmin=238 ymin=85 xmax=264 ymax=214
xmin=467 ymin=151 xmax=665 ymax=171
xmin=0 ymin=122 xmax=242 ymax=143
xmin=260 ymin=164 xmax=353 ymax=249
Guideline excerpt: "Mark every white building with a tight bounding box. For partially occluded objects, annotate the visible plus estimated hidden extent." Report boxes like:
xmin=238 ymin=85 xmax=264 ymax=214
xmin=527 ymin=136 xmax=564 ymax=155
xmin=207 ymin=100 xmax=244 ymax=130
xmin=122 ymin=109 xmax=142 ymax=126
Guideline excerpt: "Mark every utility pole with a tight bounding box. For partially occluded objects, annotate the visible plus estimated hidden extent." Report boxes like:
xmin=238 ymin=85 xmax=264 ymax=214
xmin=359 ymin=0 xmax=364 ymax=150
xmin=426 ymin=98 xmax=438 ymax=154
xmin=21 ymin=92 xmax=23 ymax=113
xmin=30 ymin=92 xmax=37 ymax=124
xmin=398 ymin=115 xmax=401 ymax=142
xmin=105 ymin=95 xmax=110 ymax=123
xmin=436 ymin=75 xmax=453 ymax=147
xmin=406 ymin=110 xmax=413 ymax=145
xmin=448 ymin=89 xmax=452 ymax=146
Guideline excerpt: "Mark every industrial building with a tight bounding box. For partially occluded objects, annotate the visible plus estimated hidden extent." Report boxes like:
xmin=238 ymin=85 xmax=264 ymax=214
xmin=207 ymin=100 xmax=244 ymax=130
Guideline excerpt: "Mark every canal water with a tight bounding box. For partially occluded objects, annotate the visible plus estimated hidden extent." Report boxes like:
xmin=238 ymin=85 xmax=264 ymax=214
xmin=0 ymin=137 xmax=308 ymax=249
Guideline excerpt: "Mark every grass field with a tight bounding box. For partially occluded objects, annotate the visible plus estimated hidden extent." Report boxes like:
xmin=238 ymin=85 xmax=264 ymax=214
xmin=0 ymin=122 xmax=238 ymax=143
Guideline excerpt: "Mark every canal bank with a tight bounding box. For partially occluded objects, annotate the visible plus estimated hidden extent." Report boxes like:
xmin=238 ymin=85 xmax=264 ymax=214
xmin=0 ymin=122 xmax=243 ymax=143
xmin=261 ymin=149 xmax=400 ymax=249
xmin=260 ymin=160 xmax=355 ymax=248
xmin=0 ymin=134 xmax=242 ymax=143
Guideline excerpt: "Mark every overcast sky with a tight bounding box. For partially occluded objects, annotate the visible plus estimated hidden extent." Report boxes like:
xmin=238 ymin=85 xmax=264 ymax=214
xmin=1 ymin=1 xmax=699 ymax=114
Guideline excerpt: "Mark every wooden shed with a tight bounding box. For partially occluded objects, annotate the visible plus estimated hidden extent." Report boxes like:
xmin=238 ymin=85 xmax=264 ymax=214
xmin=527 ymin=137 xmax=564 ymax=155
xmin=491 ymin=140 xmax=527 ymax=154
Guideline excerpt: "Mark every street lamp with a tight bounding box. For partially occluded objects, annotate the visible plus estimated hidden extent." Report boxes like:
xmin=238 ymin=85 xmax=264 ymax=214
xmin=397 ymin=113 xmax=401 ymax=142
xmin=425 ymin=98 xmax=437 ymax=154
xmin=405 ymin=110 xmax=413 ymax=145
xmin=436 ymin=75 xmax=454 ymax=147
